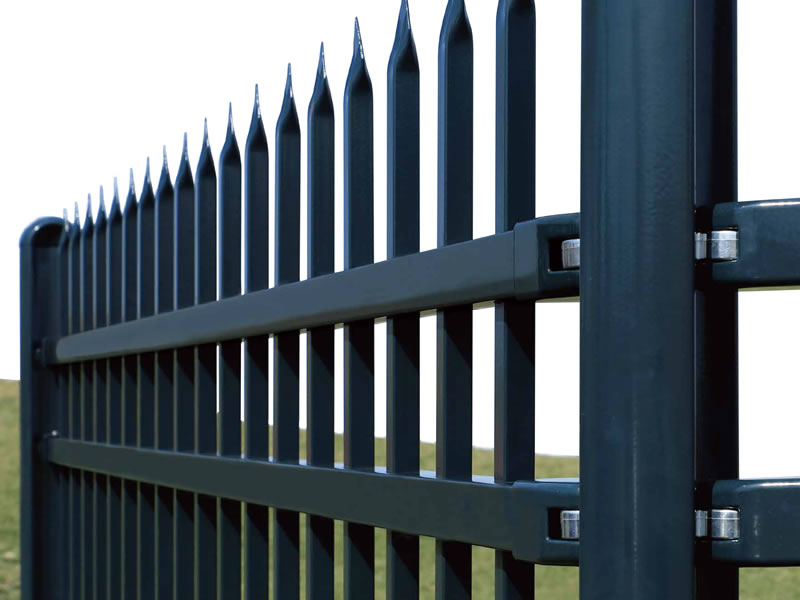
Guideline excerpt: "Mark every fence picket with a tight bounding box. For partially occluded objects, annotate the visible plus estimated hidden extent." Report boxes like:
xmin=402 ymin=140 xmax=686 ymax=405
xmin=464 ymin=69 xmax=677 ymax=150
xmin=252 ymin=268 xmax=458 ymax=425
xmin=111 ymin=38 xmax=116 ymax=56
xmin=386 ymin=2 xmax=421 ymax=597
xmin=243 ymin=84 xmax=271 ymax=600
xmin=173 ymin=137 xmax=196 ymax=600
xmin=121 ymin=171 xmax=139 ymax=600
xmin=137 ymin=163 xmax=157 ymax=599
xmin=219 ymin=104 xmax=244 ymax=599
xmin=154 ymin=151 xmax=175 ymax=600
xmin=307 ymin=43 xmax=337 ymax=600
xmin=435 ymin=0 xmax=474 ymax=597
xmin=273 ymin=65 xmax=302 ymax=600
xmin=494 ymin=1 xmax=536 ymax=597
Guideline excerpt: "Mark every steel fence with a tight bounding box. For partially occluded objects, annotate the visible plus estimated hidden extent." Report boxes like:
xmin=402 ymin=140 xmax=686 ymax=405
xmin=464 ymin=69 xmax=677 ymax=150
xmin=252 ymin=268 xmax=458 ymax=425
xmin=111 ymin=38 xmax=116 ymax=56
xmin=19 ymin=0 xmax=800 ymax=599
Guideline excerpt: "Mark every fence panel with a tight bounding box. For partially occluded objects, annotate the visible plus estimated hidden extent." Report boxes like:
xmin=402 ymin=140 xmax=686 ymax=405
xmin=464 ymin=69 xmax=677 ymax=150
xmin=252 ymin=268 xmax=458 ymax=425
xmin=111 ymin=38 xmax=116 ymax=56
xmin=22 ymin=1 xmax=800 ymax=600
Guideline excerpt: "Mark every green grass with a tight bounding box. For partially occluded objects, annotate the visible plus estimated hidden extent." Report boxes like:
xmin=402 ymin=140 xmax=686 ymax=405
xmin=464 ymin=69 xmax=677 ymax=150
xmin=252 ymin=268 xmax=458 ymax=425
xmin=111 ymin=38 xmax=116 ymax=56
xmin=0 ymin=379 xmax=798 ymax=598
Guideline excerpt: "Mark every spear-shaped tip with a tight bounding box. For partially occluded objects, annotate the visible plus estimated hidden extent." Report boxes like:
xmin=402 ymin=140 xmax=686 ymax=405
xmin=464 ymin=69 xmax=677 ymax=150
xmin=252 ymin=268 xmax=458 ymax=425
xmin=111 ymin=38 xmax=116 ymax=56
xmin=284 ymin=63 xmax=294 ymax=99
xmin=99 ymin=186 xmax=106 ymax=214
xmin=162 ymin=145 xmax=169 ymax=171
xmin=254 ymin=83 xmax=262 ymax=119
xmin=317 ymin=42 xmax=327 ymax=79
xmin=145 ymin=157 xmax=151 ymax=184
xmin=401 ymin=0 xmax=411 ymax=23
xmin=354 ymin=17 xmax=364 ymax=57
xmin=203 ymin=118 xmax=209 ymax=147
xmin=129 ymin=167 xmax=136 ymax=197
xmin=227 ymin=102 xmax=235 ymax=135
xmin=113 ymin=176 xmax=119 ymax=201
xmin=85 ymin=194 xmax=93 ymax=223
xmin=182 ymin=132 xmax=189 ymax=159
xmin=73 ymin=201 xmax=80 ymax=225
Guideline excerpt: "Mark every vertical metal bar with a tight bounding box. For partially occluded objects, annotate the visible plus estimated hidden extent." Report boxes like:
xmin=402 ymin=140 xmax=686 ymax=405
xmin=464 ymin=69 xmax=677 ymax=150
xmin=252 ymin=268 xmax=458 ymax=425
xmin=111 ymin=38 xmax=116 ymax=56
xmin=694 ymin=2 xmax=738 ymax=597
xmin=385 ymin=2 xmax=420 ymax=597
xmin=494 ymin=1 xmax=535 ymax=598
xmin=20 ymin=216 xmax=64 ymax=600
xmin=121 ymin=171 xmax=139 ymax=600
xmin=343 ymin=21 xmax=376 ymax=600
xmin=68 ymin=205 xmax=81 ymax=600
xmin=274 ymin=65 xmax=302 ymax=600
xmin=580 ymin=1 xmax=695 ymax=598
xmin=435 ymin=1 xmax=473 ymax=597
xmin=106 ymin=187 xmax=123 ymax=599
xmin=194 ymin=121 xmax=218 ymax=600
xmin=174 ymin=135 xmax=196 ymax=600
xmin=306 ymin=43 xmax=337 ymax=600
xmin=243 ymin=85 xmax=270 ymax=600
xmin=219 ymin=105 xmax=243 ymax=599
xmin=80 ymin=198 xmax=95 ymax=600
xmin=154 ymin=150 xmax=175 ymax=600
xmin=93 ymin=196 xmax=108 ymax=600
xmin=137 ymin=163 xmax=157 ymax=600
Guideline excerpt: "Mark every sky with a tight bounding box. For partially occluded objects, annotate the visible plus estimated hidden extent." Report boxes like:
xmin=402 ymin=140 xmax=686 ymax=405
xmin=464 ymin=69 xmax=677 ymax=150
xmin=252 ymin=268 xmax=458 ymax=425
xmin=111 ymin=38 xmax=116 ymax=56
xmin=2 ymin=0 xmax=800 ymax=476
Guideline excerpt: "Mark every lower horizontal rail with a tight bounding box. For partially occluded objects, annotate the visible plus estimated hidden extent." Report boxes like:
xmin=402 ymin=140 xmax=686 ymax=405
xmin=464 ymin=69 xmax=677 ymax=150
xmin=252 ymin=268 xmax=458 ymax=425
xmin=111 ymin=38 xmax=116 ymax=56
xmin=46 ymin=438 xmax=581 ymax=566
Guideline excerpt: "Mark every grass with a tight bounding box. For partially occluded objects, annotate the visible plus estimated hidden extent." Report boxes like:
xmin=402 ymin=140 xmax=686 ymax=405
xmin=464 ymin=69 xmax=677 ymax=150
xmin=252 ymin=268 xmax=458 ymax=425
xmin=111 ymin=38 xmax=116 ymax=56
xmin=0 ymin=379 xmax=797 ymax=598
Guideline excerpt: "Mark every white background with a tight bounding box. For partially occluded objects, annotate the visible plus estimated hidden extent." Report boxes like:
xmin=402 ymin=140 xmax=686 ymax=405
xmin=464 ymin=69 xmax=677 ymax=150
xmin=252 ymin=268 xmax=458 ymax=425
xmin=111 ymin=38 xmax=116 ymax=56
xmin=2 ymin=0 xmax=798 ymax=477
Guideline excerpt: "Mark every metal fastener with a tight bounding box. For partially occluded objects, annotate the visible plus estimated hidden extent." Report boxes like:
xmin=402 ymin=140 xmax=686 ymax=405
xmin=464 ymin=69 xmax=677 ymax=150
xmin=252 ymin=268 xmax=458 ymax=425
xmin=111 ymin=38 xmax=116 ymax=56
xmin=694 ymin=232 xmax=708 ymax=260
xmin=710 ymin=508 xmax=740 ymax=540
xmin=695 ymin=509 xmax=709 ymax=537
xmin=561 ymin=239 xmax=581 ymax=270
xmin=710 ymin=230 xmax=738 ymax=261
xmin=560 ymin=510 xmax=580 ymax=540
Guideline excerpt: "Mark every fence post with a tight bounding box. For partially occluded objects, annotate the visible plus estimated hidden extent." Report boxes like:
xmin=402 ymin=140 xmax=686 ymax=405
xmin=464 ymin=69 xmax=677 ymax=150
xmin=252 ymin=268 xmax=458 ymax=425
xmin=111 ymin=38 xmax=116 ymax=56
xmin=20 ymin=216 xmax=67 ymax=600
xmin=694 ymin=1 xmax=738 ymax=597
xmin=580 ymin=1 xmax=696 ymax=598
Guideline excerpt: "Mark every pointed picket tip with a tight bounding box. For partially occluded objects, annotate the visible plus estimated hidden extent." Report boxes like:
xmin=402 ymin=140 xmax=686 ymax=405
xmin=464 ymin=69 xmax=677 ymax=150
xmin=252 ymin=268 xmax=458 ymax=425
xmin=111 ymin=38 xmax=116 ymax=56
xmin=99 ymin=186 xmax=106 ymax=215
xmin=317 ymin=42 xmax=327 ymax=80
xmin=129 ymin=168 xmax=136 ymax=196
xmin=227 ymin=102 xmax=235 ymax=135
xmin=145 ymin=157 xmax=152 ymax=185
xmin=162 ymin=145 xmax=170 ymax=175
xmin=73 ymin=201 xmax=80 ymax=225
xmin=113 ymin=177 xmax=119 ymax=201
xmin=391 ymin=0 xmax=418 ymax=67
xmin=182 ymin=132 xmax=189 ymax=159
xmin=253 ymin=84 xmax=262 ymax=120
xmin=354 ymin=17 xmax=365 ymax=58
xmin=441 ymin=0 xmax=471 ymax=40
xmin=203 ymin=118 xmax=210 ymax=147
xmin=285 ymin=63 xmax=294 ymax=99
xmin=85 ymin=194 xmax=93 ymax=226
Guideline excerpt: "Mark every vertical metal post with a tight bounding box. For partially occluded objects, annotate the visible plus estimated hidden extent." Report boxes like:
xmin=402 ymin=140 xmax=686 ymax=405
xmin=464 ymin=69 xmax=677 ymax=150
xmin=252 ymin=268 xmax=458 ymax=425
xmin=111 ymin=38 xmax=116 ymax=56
xmin=194 ymin=121 xmax=218 ymax=600
xmin=694 ymin=1 xmax=738 ymax=597
xmin=121 ymin=172 xmax=139 ymax=600
xmin=20 ymin=216 xmax=65 ymax=600
xmin=153 ymin=152 xmax=175 ymax=600
xmin=80 ymin=199 xmax=95 ymax=600
xmin=68 ymin=207 xmax=81 ymax=600
xmin=243 ymin=85 xmax=270 ymax=600
xmin=106 ymin=189 xmax=123 ymax=599
xmin=93 ymin=194 xmax=108 ymax=600
xmin=174 ymin=136 xmax=196 ymax=600
xmin=137 ymin=165 xmax=157 ymax=600
xmin=494 ymin=1 xmax=536 ymax=598
xmin=386 ymin=3 xmax=421 ymax=598
xmin=580 ymin=1 xmax=696 ymax=598
xmin=343 ymin=21 xmax=376 ymax=600
xmin=274 ymin=65 xmax=302 ymax=600
xmin=307 ymin=43 xmax=337 ymax=600
xmin=436 ymin=1 xmax=473 ymax=597
xmin=218 ymin=105 xmax=243 ymax=599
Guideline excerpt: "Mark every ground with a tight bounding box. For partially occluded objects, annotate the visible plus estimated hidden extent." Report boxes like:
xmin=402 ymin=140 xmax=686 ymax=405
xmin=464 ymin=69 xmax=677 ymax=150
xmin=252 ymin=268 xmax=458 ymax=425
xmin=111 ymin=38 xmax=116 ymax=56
xmin=1 ymin=379 xmax=797 ymax=598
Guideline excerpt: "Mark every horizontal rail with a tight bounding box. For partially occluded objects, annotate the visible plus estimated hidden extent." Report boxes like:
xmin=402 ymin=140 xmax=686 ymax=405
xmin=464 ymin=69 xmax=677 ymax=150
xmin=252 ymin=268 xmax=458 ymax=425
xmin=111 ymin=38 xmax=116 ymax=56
xmin=48 ymin=214 xmax=580 ymax=364
xmin=45 ymin=438 xmax=580 ymax=566
xmin=708 ymin=477 xmax=800 ymax=566
xmin=705 ymin=199 xmax=800 ymax=288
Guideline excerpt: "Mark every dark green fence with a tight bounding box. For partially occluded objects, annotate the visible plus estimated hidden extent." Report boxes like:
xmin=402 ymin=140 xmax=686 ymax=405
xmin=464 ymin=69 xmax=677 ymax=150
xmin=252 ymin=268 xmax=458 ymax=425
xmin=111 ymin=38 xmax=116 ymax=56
xmin=19 ymin=0 xmax=800 ymax=598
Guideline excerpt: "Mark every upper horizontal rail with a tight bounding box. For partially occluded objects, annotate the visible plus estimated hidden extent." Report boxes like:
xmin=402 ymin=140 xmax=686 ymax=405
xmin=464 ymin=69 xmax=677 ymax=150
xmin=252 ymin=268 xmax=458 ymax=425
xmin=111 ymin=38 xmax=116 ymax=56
xmin=48 ymin=214 xmax=580 ymax=364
